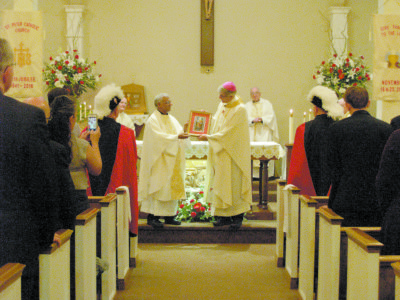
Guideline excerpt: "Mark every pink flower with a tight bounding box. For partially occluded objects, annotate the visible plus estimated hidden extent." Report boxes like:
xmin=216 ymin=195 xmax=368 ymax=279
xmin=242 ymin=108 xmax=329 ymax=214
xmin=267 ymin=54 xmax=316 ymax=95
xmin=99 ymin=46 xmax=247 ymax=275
xmin=179 ymin=204 xmax=184 ymax=209
xmin=191 ymin=212 xmax=197 ymax=218
xmin=358 ymin=76 xmax=362 ymax=80
xmin=190 ymin=199 xmax=195 ymax=203
xmin=65 ymin=60 xmax=69 ymax=65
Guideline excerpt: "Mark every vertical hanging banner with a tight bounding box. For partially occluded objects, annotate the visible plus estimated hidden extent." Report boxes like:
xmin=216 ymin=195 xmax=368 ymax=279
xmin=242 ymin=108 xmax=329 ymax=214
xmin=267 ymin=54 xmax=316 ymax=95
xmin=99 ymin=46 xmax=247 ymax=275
xmin=373 ymin=14 xmax=400 ymax=101
xmin=1 ymin=10 xmax=43 ymax=98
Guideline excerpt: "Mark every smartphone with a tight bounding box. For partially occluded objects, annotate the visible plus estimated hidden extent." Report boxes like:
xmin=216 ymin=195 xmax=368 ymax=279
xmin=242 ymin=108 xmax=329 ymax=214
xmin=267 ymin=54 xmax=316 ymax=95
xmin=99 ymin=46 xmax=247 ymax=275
xmin=88 ymin=114 xmax=98 ymax=131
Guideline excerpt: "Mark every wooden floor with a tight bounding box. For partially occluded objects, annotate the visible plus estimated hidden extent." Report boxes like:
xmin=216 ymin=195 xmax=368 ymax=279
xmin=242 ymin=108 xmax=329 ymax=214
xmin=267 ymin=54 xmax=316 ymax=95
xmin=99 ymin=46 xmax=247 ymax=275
xmin=114 ymin=243 xmax=300 ymax=300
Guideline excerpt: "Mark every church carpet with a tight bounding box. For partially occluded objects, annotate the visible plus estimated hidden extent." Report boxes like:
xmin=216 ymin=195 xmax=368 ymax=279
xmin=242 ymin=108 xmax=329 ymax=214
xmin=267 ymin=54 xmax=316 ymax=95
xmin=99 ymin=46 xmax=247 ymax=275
xmin=113 ymin=243 xmax=300 ymax=300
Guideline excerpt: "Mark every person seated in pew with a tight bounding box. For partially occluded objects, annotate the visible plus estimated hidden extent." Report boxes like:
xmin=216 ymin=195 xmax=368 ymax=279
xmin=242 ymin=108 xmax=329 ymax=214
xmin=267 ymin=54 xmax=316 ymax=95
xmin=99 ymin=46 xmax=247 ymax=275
xmin=138 ymin=93 xmax=189 ymax=228
xmin=327 ymin=86 xmax=392 ymax=227
xmin=88 ymin=83 xmax=139 ymax=236
xmin=288 ymin=85 xmax=343 ymax=196
xmin=376 ymin=129 xmax=400 ymax=255
xmin=0 ymin=38 xmax=60 ymax=300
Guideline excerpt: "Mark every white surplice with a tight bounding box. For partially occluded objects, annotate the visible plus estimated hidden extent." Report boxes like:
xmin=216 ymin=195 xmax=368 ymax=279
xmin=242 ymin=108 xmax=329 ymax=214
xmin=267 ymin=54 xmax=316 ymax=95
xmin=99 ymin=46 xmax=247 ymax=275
xmin=139 ymin=110 xmax=188 ymax=216
xmin=205 ymin=96 xmax=252 ymax=217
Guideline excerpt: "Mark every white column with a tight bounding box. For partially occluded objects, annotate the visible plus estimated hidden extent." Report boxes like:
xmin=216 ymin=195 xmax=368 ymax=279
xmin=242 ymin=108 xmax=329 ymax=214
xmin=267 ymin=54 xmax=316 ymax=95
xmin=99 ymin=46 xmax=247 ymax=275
xmin=329 ymin=6 xmax=351 ymax=56
xmin=64 ymin=5 xmax=84 ymax=55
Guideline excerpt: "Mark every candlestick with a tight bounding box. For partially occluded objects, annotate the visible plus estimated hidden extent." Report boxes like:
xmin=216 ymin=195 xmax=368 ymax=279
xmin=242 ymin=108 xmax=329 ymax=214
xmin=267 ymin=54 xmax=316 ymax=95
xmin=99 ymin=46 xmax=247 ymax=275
xmin=83 ymin=102 xmax=87 ymax=119
xmin=309 ymin=109 xmax=312 ymax=121
xmin=303 ymin=112 xmax=306 ymax=123
xmin=289 ymin=109 xmax=294 ymax=144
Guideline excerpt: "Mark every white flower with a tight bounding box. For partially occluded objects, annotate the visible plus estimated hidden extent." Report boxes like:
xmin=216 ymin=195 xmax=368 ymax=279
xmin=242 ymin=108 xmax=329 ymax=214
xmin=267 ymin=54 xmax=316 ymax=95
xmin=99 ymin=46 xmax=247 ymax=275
xmin=317 ymin=77 xmax=324 ymax=85
xmin=339 ymin=87 xmax=346 ymax=94
xmin=54 ymin=81 xmax=63 ymax=88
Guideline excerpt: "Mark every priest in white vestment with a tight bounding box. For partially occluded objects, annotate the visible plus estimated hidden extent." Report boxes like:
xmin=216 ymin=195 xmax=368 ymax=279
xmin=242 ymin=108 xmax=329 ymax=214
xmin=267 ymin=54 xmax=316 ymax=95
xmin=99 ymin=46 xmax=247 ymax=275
xmin=139 ymin=93 xmax=189 ymax=228
xmin=244 ymin=87 xmax=279 ymax=178
xmin=116 ymin=97 xmax=136 ymax=130
xmin=199 ymin=82 xmax=252 ymax=229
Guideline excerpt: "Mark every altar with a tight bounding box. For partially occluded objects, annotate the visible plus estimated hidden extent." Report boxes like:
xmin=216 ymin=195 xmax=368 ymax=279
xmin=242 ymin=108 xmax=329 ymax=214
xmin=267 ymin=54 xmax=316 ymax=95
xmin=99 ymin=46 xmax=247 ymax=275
xmin=136 ymin=141 xmax=285 ymax=205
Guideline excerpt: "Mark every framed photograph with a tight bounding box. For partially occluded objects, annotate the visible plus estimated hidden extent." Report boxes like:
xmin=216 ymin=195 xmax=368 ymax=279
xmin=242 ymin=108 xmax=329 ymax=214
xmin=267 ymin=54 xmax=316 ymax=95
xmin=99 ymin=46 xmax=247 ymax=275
xmin=121 ymin=83 xmax=147 ymax=114
xmin=188 ymin=111 xmax=212 ymax=135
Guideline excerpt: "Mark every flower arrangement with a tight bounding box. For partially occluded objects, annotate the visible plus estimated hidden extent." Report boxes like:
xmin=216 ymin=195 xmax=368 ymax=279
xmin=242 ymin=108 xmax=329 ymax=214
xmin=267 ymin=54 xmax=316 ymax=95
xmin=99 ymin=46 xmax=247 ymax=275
xmin=312 ymin=52 xmax=371 ymax=98
xmin=43 ymin=49 xmax=101 ymax=97
xmin=176 ymin=188 xmax=214 ymax=222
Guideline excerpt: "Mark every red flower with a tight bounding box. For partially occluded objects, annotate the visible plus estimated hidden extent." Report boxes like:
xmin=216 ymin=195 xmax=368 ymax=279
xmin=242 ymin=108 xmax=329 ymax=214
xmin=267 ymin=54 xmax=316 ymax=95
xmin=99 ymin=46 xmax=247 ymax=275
xmin=179 ymin=204 xmax=185 ymax=209
xmin=194 ymin=203 xmax=202 ymax=212
xmin=345 ymin=63 xmax=349 ymax=67
xmin=361 ymin=65 xmax=365 ymax=69
xmin=355 ymin=67 xmax=360 ymax=72
xmin=65 ymin=60 xmax=69 ymax=65
xmin=51 ymin=70 xmax=55 ymax=74
xmin=338 ymin=69 xmax=343 ymax=74
xmin=191 ymin=212 xmax=197 ymax=218
xmin=358 ymin=76 xmax=362 ymax=80
xmin=190 ymin=199 xmax=195 ymax=203
xmin=79 ymin=80 xmax=84 ymax=85
xmin=73 ymin=66 xmax=77 ymax=70
xmin=360 ymin=55 xmax=364 ymax=59
xmin=94 ymin=61 xmax=97 ymax=64
xmin=333 ymin=54 xmax=337 ymax=58
xmin=339 ymin=73 xmax=345 ymax=79
xmin=353 ymin=83 xmax=357 ymax=86
xmin=346 ymin=58 xmax=350 ymax=62
xmin=73 ymin=49 xmax=77 ymax=52
xmin=349 ymin=52 xmax=353 ymax=57
xmin=77 ymin=67 xmax=82 ymax=73
xmin=75 ymin=55 xmax=79 ymax=59
xmin=46 ymin=81 xmax=49 ymax=85
xmin=65 ymin=51 xmax=69 ymax=54
xmin=313 ymin=75 xmax=316 ymax=79
xmin=321 ymin=61 xmax=325 ymax=65
xmin=199 ymin=191 xmax=204 ymax=194
xmin=54 ymin=78 xmax=59 ymax=82
xmin=332 ymin=64 xmax=336 ymax=68
xmin=58 ymin=65 xmax=62 ymax=70
xmin=200 ymin=207 xmax=206 ymax=212
xmin=329 ymin=68 xmax=333 ymax=73
xmin=176 ymin=210 xmax=179 ymax=214
xmin=49 ymin=56 xmax=53 ymax=61
xmin=317 ymin=70 xmax=320 ymax=74
xmin=99 ymin=74 xmax=102 ymax=78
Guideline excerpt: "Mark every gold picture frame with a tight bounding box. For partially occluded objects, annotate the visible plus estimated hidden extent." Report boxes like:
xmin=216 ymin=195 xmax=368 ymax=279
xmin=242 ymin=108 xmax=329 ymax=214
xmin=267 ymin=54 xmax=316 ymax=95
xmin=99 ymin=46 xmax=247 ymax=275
xmin=187 ymin=110 xmax=212 ymax=135
xmin=121 ymin=83 xmax=147 ymax=114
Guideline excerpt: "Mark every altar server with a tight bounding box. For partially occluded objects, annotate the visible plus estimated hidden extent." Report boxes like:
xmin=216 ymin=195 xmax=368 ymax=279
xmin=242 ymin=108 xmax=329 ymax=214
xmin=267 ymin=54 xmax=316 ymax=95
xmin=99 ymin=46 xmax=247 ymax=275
xmin=199 ymin=82 xmax=252 ymax=229
xmin=139 ymin=93 xmax=189 ymax=228
xmin=288 ymin=86 xmax=343 ymax=196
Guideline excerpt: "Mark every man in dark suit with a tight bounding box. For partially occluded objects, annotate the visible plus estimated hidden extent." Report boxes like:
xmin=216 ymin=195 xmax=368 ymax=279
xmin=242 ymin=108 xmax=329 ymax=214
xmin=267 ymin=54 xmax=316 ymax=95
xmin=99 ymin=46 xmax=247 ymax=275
xmin=0 ymin=38 xmax=59 ymax=299
xmin=327 ymin=86 xmax=392 ymax=227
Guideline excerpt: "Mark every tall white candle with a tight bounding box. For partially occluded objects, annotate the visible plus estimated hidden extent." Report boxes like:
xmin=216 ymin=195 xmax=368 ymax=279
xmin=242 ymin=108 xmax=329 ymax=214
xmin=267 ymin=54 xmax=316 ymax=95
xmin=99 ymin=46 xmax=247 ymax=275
xmin=309 ymin=109 xmax=312 ymax=121
xmin=79 ymin=104 xmax=82 ymax=121
xmin=83 ymin=102 xmax=87 ymax=119
xmin=289 ymin=109 xmax=294 ymax=144
xmin=88 ymin=105 xmax=92 ymax=115
xmin=303 ymin=112 xmax=306 ymax=123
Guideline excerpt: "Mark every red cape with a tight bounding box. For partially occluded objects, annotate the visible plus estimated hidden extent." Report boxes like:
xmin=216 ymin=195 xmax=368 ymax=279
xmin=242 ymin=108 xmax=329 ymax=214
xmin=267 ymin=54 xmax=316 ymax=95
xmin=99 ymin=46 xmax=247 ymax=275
xmin=87 ymin=125 xmax=139 ymax=235
xmin=287 ymin=123 xmax=316 ymax=196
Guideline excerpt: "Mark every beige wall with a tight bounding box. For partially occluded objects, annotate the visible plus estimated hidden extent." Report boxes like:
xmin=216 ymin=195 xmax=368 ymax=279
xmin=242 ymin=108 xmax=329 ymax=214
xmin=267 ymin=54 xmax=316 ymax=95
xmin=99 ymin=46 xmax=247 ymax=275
xmin=38 ymin=0 xmax=378 ymax=145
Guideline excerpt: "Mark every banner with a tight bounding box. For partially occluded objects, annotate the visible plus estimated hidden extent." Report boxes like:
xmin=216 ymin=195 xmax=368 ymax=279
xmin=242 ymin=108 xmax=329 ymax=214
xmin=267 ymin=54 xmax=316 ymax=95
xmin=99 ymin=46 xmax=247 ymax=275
xmin=373 ymin=14 xmax=400 ymax=101
xmin=1 ymin=10 xmax=43 ymax=98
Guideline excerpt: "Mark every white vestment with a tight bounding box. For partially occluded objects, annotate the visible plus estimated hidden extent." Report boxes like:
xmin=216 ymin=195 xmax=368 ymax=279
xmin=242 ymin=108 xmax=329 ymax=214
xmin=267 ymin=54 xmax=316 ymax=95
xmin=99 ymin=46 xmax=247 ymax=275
xmin=116 ymin=112 xmax=135 ymax=131
xmin=205 ymin=96 xmax=252 ymax=217
xmin=244 ymin=98 xmax=279 ymax=177
xmin=139 ymin=110 xmax=188 ymax=216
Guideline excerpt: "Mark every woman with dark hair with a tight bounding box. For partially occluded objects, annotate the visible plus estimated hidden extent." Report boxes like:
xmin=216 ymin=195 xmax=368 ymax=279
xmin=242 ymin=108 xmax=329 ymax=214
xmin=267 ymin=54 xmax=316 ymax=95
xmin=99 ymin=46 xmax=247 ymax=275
xmin=88 ymin=83 xmax=139 ymax=236
xmin=48 ymin=95 xmax=102 ymax=218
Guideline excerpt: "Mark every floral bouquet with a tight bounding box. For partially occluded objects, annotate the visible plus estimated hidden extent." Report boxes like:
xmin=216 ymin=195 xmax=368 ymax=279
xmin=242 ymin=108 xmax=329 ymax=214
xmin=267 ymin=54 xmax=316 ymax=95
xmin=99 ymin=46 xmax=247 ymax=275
xmin=176 ymin=188 xmax=214 ymax=222
xmin=43 ymin=49 xmax=101 ymax=97
xmin=312 ymin=52 xmax=371 ymax=98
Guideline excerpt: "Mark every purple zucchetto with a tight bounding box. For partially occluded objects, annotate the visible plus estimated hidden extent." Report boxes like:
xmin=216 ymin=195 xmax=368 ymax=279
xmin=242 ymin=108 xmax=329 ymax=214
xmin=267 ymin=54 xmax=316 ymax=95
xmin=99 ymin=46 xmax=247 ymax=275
xmin=222 ymin=81 xmax=237 ymax=93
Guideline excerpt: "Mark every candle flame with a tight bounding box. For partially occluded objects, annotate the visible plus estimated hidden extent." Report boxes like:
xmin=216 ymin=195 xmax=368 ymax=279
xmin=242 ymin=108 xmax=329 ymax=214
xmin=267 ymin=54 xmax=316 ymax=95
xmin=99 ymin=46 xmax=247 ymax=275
xmin=290 ymin=109 xmax=293 ymax=116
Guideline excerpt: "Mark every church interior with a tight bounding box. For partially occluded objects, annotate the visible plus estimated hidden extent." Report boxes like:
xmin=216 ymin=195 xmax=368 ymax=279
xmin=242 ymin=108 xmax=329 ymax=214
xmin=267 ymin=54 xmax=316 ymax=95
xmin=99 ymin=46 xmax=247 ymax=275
xmin=2 ymin=0 xmax=400 ymax=299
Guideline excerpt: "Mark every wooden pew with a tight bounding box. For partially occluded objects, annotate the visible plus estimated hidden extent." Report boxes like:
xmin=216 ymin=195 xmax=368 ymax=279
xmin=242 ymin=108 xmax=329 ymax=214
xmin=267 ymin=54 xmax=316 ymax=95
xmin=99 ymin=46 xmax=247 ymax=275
xmin=298 ymin=195 xmax=329 ymax=300
xmin=39 ymin=229 xmax=73 ymax=300
xmin=115 ymin=187 xmax=131 ymax=290
xmin=88 ymin=194 xmax=119 ymax=298
xmin=391 ymin=261 xmax=400 ymax=299
xmin=346 ymin=228 xmax=400 ymax=300
xmin=275 ymin=179 xmax=287 ymax=268
xmin=0 ymin=263 xmax=25 ymax=300
xmin=284 ymin=185 xmax=301 ymax=289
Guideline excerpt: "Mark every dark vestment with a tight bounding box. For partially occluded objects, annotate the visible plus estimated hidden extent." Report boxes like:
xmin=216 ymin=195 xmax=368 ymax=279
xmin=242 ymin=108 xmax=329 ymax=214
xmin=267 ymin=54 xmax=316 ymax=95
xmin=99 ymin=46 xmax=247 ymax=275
xmin=288 ymin=114 xmax=334 ymax=196
xmin=376 ymin=130 xmax=400 ymax=254
xmin=0 ymin=94 xmax=59 ymax=300
xmin=88 ymin=117 xmax=139 ymax=234
xmin=304 ymin=114 xmax=335 ymax=196
xmin=327 ymin=110 xmax=392 ymax=227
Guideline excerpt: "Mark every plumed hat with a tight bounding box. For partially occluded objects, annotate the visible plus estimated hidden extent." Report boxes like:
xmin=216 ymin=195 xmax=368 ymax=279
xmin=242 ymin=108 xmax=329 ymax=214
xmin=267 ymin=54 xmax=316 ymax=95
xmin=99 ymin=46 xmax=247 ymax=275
xmin=94 ymin=83 xmax=125 ymax=118
xmin=222 ymin=81 xmax=237 ymax=92
xmin=307 ymin=86 xmax=343 ymax=119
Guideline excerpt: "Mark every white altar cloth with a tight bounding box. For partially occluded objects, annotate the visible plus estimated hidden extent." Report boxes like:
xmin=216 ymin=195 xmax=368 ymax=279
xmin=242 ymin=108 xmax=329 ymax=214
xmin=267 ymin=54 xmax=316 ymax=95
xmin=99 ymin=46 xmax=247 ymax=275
xmin=136 ymin=141 xmax=285 ymax=160
xmin=128 ymin=114 xmax=149 ymax=126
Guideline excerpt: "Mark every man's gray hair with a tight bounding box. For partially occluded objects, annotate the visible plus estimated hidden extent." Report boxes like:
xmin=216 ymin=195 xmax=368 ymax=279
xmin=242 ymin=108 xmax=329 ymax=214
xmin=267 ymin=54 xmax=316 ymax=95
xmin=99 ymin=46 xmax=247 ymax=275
xmin=217 ymin=85 xmax=236 ymax=97
xmin=0 ymin=39 xmax=14 ymax=73
xmin=154 ymin=93 xmax=169 ymax=107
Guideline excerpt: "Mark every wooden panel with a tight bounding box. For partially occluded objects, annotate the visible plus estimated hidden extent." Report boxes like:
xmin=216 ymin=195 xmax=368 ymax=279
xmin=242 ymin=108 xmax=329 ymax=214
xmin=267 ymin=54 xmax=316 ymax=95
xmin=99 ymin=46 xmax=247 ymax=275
xmin=201 ymin=0 xmax=214 ymax=66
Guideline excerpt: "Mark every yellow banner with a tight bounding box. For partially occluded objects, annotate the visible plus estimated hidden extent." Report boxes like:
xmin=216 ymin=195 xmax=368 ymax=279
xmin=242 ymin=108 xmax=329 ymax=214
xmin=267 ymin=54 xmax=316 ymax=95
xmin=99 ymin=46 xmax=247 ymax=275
xmin=1 ymin=10 xmax=43 ymax=99
xmin=373 ymin=14 xmax=400 ymax=101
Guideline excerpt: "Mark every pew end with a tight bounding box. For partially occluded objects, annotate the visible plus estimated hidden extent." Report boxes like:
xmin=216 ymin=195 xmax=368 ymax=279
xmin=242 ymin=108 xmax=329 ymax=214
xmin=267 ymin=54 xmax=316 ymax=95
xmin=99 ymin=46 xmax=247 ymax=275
xmin=275 ymin=179 xmax=287 ymax=268
xmin=0 ymin=263 xmax=25 ymax=300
